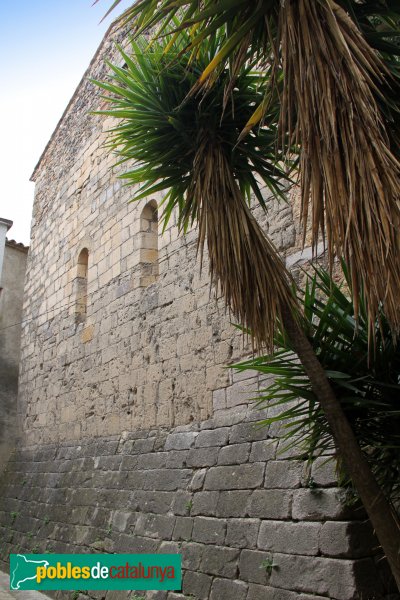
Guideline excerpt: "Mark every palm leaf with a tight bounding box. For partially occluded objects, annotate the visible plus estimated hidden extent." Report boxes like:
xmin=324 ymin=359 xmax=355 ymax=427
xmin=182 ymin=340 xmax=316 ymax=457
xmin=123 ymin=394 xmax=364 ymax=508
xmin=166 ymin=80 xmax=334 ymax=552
xmin=233 ymin=263 xmax=400 ymax=501
xmin=93 ymin=29 xmax=298 ymax=350
xmin=98 ymin=0 xmax=400 ymax=344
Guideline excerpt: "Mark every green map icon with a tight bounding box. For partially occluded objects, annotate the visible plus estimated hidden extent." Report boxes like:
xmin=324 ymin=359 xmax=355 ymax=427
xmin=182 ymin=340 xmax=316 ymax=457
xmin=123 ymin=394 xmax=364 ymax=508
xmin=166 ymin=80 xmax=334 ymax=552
xmin=10 ymin=554 xmax=49 ymax=590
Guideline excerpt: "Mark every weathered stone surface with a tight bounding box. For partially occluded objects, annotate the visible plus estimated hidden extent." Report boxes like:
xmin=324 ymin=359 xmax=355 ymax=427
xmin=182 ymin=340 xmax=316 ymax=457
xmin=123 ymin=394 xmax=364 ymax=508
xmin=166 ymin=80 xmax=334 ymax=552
xmin=181 ymin=542 xmax=203 ymax=571
xmin=218 ymin=443 xmax=250 ymax=465
xmin=189 ymin=469 xmax=207 ymax=492
xmin=196 ymin=428 xmax=229 ymax=447
xmin=230 ymin=423 xmax=268 ymax=444
xmin=209 ymin=578 xmax=248 ymax=600
xmin=171 ymin=491 xmax=192 ymax=516
xmin=201 ymin=546 xmax=240 ymax=577
xmin=239 ymin=549 xmax=271 ymax=585
xmin=172 ymin=516 xmax=193 ymax=541
xmin=270 ymin=553 xmax=361 ymax=599
xmin=134 ymin=513 xmax=175 ymax=539
xmin=310 ymin=456 xmax=337 ymax=487
xmin=264 ymin=460 xmax=303 ymax=489
xmin=183 ymin=570 xmax=212 ymax=599
xmin=133 ymin=491 xmax=174 ymax=514
xmin=137 ymin=452 xmax=167 ymax=470
xmin=248 ymin=490 xmax=292 ymax=520
xmin=165 ymin=451 xmax=188 ymax=469
xmin=258 ymin=520 xmax=320 ymax=556
xmin=204 ymin=464 xmax=265 ymax=490
xmin=147 ymin=592 xmax=168 ymax=600
xmin=191 ymin=491 xmax=219 ymax=516
xmin=292 ymin=489 xmax=351 ymax=521
xmin=226 ymin=518 xmax=260 ymax=549
xmin=226 ymin=379 xmax=258 ymax=409
xmin=249 ymin=440 xmax=277 ymax=462
xmin=319 ymin=520 xmax=378 ymax=558
xmin=165 ymin=432 xmax=198 ymax=451
xmin=186 ymin=447 xmax=219 ymax=468
xmin=216 ymin=491 xmax=251 ymax=518
xmin=247 ymin=584 xmax=298 ymax=600
xmin=192 ymin=517 xmax=226 ymax=545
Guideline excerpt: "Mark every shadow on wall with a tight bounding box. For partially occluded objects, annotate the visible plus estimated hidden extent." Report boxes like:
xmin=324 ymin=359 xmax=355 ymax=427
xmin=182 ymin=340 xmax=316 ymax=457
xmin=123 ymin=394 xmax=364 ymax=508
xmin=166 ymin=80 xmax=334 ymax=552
xmin=0 ymin=228 xmax=29 ymax=473
xmin=0 ymin=361 xmax=17 ymax=472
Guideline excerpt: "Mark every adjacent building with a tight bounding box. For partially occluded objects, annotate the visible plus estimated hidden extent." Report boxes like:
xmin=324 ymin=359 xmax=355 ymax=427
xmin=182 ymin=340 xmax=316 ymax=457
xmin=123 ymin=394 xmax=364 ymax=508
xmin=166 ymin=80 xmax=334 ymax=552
xmin=0 ymin=218 xmax=28 ymax=470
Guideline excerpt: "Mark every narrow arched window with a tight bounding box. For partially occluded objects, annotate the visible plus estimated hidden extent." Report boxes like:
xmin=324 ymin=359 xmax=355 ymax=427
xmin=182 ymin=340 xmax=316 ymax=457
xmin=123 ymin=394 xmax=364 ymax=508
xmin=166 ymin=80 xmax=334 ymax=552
xmin=75 ymin=248 xmax=89 ymax=323
xmin=139 ymin=201 xmax=158 ymax=287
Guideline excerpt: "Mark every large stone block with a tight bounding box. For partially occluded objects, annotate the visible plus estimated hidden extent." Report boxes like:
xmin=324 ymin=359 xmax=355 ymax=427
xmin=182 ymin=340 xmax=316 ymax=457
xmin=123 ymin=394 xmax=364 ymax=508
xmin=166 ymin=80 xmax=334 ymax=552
xmin=247 ymin=584 xmax=298 ymax=600
xmin=186 ymin=447 xmax=219 ymax=468
xmin=191 ymin=491 xmax=219 ymax=517
xmin=269 ymin=553 xmax=360 ymax=599
xmin=209 ymin=578 xmax=248 ymax=600
xmin=195 ymin=428 xmax=229 ymax=447
xmin=181 ymin=542 xmax=204 ymax=571
xmin=258 ymin=520 xmax=320 ymax=556
xmin=204 ymin=464 xmax=265 ymax=491
xmin=201 ymin=545 xmax=240 ymax=577
xmin=226 ymin=518 xmax=260 ymax=549
xmin=264 ymin=460 xmax=303 ymax=489
xmin=239 ymin=549 xmax=272 ymax=585
xmin=165 ymin=432 xmax=198 ymax=451
xmin=248 ymin=490 xmax=292 ymax=520
xmin=192 ymin=516 xmax=226 ymax=545
xmin=218 ymin=443 xmax=250 ymax=465
xmin=249 ymin=440 xmax=277 ymax=462
xmin=292 ymin=489 xmax=352 ymax=521
xmin=319 ymin=520 xmax=377 ymax=558
xmin=172 ymin=517 xmax=193 ymax=542
xmin=182 ymin=570 xmax=212 ymax=600
xmin=230 ymin=422 xmax=269 ymax=444
xmin=216 ymin=490 xmax=252 ymax=517
xmin=132 ymin=491 xmax=174 ymax=514
xmin=137 ymin=452 xmax=167 ymax=470
xmin=134 ymin=513 xmax=176 ymax=540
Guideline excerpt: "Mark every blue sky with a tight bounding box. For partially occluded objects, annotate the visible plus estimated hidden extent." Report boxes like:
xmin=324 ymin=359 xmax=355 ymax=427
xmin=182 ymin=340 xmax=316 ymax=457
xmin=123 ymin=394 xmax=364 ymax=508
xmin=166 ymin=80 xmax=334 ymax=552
xmin=0 ymin=0 xmax=133 ymax=244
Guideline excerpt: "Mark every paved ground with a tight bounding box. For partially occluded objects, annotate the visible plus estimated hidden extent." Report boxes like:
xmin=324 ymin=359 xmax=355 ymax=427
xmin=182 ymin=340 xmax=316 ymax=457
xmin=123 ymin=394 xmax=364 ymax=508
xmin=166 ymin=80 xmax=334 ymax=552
xmin=0 ymin=572 xmax=51 ymax=600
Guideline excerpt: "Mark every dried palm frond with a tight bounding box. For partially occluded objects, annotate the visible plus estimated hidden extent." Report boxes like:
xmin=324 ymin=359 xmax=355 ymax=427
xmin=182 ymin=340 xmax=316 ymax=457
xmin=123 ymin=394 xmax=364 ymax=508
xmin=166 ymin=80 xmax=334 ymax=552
xmin=93 ymin=30 xmax=297 ymax=350
xmin=97 ymin=0 xmax=400 ymax=342
xmin=280 ymin=0 xmax=400 ymax=340
xmin=189 ymin=133 xmax=294 ymax=350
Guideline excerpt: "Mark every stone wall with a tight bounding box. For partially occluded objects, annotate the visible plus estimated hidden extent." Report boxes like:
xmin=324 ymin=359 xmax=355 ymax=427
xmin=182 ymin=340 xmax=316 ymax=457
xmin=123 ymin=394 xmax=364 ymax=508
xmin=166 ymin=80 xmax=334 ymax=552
xmin=19 ymin=23 xmax=297 ymax=447
xmin=0 ymin=403 xmax=393 ymax=600
xmin=0 ymin=21 xmax=397 ymax=600
xmin=0 ymin=239 xmax=28 ymax=471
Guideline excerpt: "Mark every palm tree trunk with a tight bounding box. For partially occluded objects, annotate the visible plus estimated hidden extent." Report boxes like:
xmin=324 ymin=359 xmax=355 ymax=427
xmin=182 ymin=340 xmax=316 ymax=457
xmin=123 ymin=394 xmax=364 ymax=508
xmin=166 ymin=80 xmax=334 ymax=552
xmin=195 ymin=145 xmax=400 ymax=588
xmin=281 ymin=304 xmax=400 ymax=590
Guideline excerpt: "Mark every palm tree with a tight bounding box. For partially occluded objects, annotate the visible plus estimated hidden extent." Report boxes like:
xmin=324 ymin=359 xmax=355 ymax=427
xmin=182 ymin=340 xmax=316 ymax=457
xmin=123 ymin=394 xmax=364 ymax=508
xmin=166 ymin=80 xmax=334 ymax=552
xmin=93 ymin=26 xmax=400 ymax=588
xmin=234 ymin=262 xmax=400 ymax=505
xmin=98 ymin=0 xmax=400 ymax=340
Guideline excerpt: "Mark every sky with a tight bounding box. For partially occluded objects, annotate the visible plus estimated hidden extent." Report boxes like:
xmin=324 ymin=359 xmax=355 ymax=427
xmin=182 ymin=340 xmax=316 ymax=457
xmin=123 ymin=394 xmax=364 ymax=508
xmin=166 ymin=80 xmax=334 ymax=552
xmin=0 ymin=0 xmax=133 ymax=245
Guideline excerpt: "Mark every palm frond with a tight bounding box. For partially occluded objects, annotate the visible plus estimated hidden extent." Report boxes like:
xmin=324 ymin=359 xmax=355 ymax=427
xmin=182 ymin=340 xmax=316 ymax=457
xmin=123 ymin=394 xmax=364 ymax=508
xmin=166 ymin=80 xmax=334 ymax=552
xmin=280 ymin=0 xmax=400 ymax=339
xmin=93 ymin=30 xmax=298 ymax=350
xmin=98 ymin=0 xmax=400 ymax=342
xmin=233 ymin=262 xmax=400 ymax=501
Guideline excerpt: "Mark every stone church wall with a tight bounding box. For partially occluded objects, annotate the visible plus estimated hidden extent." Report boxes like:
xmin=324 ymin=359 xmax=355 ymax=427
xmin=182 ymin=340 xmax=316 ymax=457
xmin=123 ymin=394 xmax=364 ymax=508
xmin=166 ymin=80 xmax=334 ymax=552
xmin=0 ymin=410 xmax=392 ymax=600
xmin=0 ymin=23 xmax=396 ymax=600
